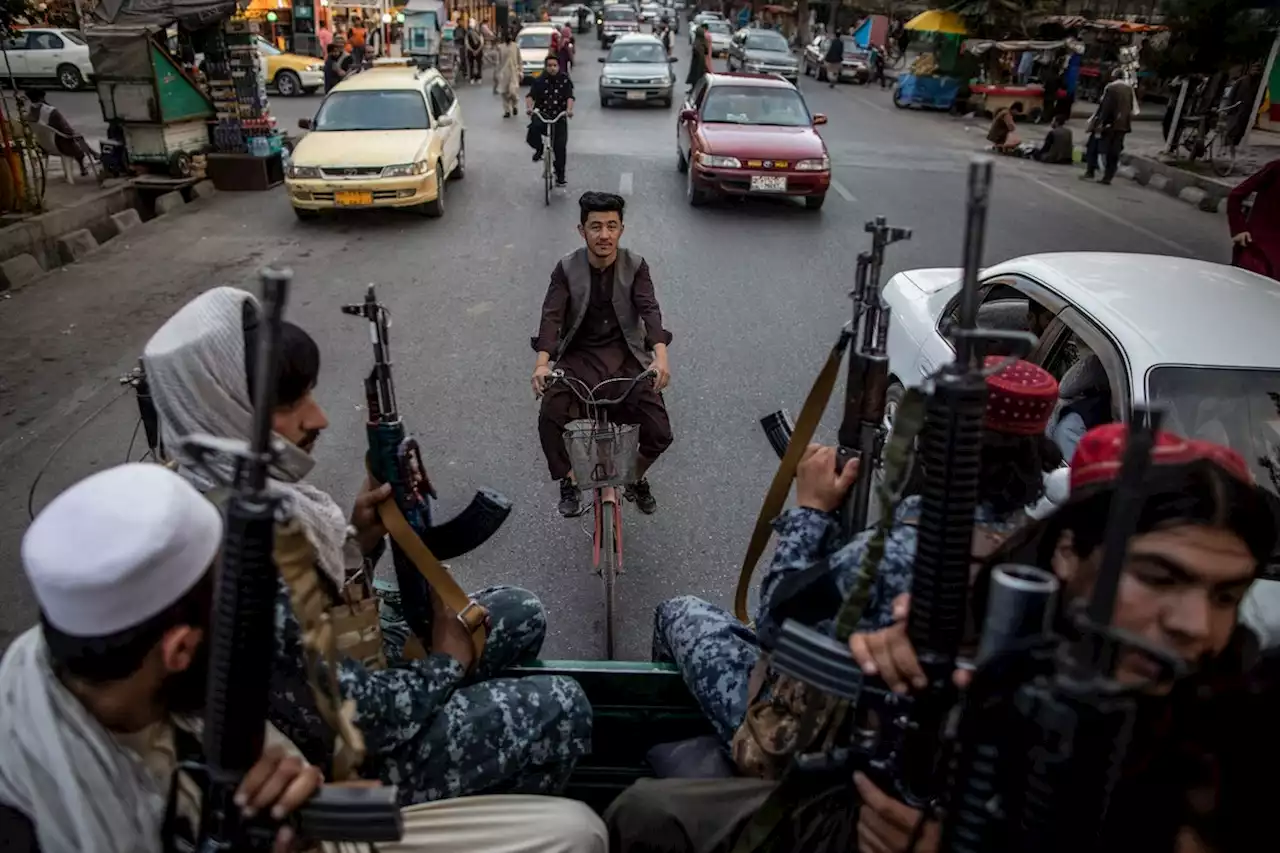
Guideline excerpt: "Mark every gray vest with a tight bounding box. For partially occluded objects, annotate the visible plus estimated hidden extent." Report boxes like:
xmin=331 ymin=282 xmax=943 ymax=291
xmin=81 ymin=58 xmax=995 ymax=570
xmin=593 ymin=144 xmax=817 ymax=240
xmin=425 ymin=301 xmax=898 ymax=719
xmin=556 ymin=247 xmax=652 ymax=367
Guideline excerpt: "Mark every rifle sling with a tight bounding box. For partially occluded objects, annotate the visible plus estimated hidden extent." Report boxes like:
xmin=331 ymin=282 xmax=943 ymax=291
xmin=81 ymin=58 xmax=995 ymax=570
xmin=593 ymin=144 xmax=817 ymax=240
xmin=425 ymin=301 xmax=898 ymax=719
xmin=377 ymin=498 xmax=489 ymax=661
xmin=735 ymin=336 xmax=849 ymax=623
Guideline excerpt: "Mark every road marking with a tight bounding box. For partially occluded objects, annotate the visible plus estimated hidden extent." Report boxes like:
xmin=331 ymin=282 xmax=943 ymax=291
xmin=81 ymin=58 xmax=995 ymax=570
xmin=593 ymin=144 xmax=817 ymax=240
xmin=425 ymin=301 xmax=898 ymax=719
xmin=619 ymin=171 xmax=634 ymax=195
xmin=467 ymin=301 xmax=495 ymax=315
xmin=830 ymin=179 xmax=856 ymax=202
xmin=1017 ymin=170 xmax=1191 ymax=257
xmin=849 ymin=93 xmax=888 ymax=113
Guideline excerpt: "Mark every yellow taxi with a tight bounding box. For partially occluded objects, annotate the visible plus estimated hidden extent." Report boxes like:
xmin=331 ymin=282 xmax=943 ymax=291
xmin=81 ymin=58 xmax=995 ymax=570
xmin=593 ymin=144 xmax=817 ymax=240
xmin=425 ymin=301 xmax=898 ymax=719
xmin=518 ymin=23 xmax=559 ymax=82
xmin=255 ymin=36 xmax=324 ymax=97
xmin=286 ymin=65 xmax=465 ymax=220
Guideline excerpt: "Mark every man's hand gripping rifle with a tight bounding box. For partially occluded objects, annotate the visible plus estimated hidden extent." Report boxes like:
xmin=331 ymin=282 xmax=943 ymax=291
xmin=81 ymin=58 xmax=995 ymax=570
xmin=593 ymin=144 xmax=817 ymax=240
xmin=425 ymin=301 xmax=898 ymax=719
xmin=181 ymin=270 xmax=402 ymax=850
xmin=341 ymin=285 xmax=513 ymax=650
xmin=762 ymin=217 xmax=911 ymax=541
xmin=764 ymin=159 xmax=1038 ymax=810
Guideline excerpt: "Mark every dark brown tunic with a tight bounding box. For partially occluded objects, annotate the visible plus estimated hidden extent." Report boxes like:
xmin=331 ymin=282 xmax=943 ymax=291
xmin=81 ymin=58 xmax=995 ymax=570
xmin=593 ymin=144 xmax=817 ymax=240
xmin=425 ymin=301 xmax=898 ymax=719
xmin=535 ymin=258 xmax=674 ymax=481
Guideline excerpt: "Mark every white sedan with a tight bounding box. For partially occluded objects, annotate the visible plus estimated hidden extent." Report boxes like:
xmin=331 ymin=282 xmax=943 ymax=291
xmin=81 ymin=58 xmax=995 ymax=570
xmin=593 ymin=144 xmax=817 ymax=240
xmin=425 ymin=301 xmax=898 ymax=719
xmin=881 ymin=251 xmax=1280 ymax=633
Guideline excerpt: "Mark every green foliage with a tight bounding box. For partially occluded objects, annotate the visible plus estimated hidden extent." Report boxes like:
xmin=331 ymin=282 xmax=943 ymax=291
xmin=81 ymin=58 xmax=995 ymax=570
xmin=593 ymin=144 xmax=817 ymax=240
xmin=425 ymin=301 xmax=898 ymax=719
xmin=1158 ymin=0 xmax=1279 ymax=76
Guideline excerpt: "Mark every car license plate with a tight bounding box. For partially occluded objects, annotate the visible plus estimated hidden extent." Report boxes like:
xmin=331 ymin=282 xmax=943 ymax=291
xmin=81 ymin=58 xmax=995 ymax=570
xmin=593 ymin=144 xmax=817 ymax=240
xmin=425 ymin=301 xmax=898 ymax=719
xmin=627 ymin=90 xmax=646 ymax=100
xmin=750 ymin=175 xmax=787 ymax=193
xmin=335 ymin=190 xmax=373 ymax=206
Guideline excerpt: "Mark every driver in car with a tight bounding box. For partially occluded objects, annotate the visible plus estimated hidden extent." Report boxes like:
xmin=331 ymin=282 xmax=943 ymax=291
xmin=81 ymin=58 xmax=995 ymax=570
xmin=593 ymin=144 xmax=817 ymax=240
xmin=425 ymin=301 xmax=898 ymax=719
xmin=531 ymin=191 xmax=674 ymax=517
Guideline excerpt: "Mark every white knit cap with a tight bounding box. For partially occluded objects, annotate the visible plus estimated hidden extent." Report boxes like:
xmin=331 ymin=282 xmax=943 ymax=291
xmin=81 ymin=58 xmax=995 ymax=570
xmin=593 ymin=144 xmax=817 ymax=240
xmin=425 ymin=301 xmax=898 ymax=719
xmin=22 ymin=463 xmax=222 ymax=637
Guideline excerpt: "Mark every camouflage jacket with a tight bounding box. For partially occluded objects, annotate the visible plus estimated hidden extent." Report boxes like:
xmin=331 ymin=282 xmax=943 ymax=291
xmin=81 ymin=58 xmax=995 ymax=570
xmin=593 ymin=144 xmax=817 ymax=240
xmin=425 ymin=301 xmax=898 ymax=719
xmin=760 ymin=496 xmax=1024 ymax=634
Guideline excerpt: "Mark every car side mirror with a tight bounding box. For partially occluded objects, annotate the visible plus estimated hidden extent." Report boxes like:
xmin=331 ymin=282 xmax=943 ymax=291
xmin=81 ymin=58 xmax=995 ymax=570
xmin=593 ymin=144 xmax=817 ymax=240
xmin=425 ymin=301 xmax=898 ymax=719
xmin=298 ymin=118 xmax=313 ymax=130
xmin=680 ymin=108 xmax=697 ymax=122
xmin=812 ymin=113 xmax=827 ymax=125
xmin=436 ymin=115 xmax=454 ymax=127
xmin=598 ymin=56 xmax=607 ymax=62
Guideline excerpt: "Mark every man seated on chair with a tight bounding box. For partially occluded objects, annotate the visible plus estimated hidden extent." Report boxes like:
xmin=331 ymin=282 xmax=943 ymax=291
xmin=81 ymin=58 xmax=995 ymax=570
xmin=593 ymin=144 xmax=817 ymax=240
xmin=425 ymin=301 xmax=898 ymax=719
xmin=24 ymin=89 xmax=95 ymax=177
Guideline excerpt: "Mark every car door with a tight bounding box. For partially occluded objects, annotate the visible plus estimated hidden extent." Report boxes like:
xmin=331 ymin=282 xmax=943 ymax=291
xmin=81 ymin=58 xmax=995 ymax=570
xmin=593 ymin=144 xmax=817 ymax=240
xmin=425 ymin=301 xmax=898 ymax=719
xmin=1036 ymin=306 xmax=1130 ymax=423
xmin=427 ymin=81 xmax=461 ymax=173
xmin=24 ymin=31 xmax=65 ymax=79
xmin=678 ymin=77 xmax=707 ymax=161
xmin=2 ymin=36 xmax=28 ymax=76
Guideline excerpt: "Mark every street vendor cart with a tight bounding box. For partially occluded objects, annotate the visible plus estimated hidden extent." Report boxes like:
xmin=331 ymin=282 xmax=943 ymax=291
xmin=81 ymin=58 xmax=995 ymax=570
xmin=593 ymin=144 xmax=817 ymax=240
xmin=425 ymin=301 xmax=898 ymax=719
xmin=87 ymin=24 xmax=214 ymax=177
xmin=962 ymin=39 xmax=1083 ymax=121
xmin=892 ymin=10 xmax=967 ymax=112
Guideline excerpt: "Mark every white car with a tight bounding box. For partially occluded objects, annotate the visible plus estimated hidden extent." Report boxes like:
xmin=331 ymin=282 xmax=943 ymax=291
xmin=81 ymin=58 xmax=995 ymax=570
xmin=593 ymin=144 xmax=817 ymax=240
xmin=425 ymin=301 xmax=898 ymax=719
xmin=2 ymin=28 xmax=94 ymax=90
xmin=694 ymin=19 xmax=733 ymax=55
xmin=882 ymin=251 xmax=1280 ymax=635
xmin=883 ymin=251 xmax=1280 ymax=494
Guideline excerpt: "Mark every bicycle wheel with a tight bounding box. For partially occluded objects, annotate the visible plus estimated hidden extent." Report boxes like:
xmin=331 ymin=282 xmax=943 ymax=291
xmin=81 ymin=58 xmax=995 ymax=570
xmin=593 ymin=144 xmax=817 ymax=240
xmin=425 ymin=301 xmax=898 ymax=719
xmin=600 ymin=499 xmax=619 ymax=660
xmin=1210 ymin=131 xmax=1236 ymax=178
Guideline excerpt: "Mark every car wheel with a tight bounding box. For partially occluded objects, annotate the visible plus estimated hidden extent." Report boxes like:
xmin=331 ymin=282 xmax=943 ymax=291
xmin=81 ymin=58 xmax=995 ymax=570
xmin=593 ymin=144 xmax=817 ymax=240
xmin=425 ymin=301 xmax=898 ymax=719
xmin=293 ymin=206 xmax=319 ymax=221
xmin=869 ymin=381 xmax=907 ymax=516
xmin=892 ymin=87 xmax=910 ymax=109
xmin=275 ymin=70 xmax=303 ymax=97
xmin=421 ymin=162 xmax=445 ymax=217
xmin=169 ymin=151 xmax=194 ymax=179
xmin=804 ymin=193 xmax=826 ymax=211
xmin=57 ymin=64 xmax=84 ymax=91
xmin=663 ymin=96 xmax=673 ymax=108
xmin=451 ymin=135 xmax=466 ymax=180
xmin=601 ymin=93 xmax=609 ymax=107
xmin=685 ymin=162 xmax=706 ymax=206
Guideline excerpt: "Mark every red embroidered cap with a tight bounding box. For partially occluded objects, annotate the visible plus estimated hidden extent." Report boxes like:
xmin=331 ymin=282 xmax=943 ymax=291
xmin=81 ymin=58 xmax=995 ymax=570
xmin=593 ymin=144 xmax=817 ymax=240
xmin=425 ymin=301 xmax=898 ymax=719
xmin=1070 ymin=422 xmax=1254 ymax=492
xmin=984 ymin=357 xmax=1059 ymax=436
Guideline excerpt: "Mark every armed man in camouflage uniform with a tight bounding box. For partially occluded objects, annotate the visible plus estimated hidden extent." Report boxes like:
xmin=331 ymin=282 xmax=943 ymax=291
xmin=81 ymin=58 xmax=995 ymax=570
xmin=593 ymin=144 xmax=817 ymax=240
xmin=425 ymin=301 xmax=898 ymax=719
xmin=652 ymin=358 xmax=1062 ymax=745
xmin=143 ymin=287 xmax=592 ymax=805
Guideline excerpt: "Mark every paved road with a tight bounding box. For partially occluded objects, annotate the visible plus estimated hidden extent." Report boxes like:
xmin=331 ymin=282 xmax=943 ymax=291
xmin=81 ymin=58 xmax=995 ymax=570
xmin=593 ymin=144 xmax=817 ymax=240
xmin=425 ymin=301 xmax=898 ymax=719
xmin=0 ymin=34 xmax=1230 ymax=658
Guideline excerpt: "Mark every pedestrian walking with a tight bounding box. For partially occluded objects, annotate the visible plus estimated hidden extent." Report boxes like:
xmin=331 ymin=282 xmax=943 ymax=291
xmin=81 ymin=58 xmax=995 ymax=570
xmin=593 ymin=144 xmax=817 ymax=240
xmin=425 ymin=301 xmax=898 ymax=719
xmin=687 ymin=25 xmax=709 ymax=93
xmin=870 ymin=43 xmax=887 ymax=88
xmin=497 ymin=30 xmax=522 ymax=118
xmin=1081 ymin=68 xmax=1134 ymax=184
xmin=466 ymin=22 xmax=485 ymax=83
xmin=823 ymin=30 xmax=843 ymax=88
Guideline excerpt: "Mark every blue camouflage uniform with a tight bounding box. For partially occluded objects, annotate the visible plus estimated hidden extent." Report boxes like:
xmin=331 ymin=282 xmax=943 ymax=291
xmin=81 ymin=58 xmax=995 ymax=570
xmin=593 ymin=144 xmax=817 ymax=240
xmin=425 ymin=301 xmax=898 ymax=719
xmin=653 ymin=495 xmax=1021 ymax=745
xmin=269 ymin=580 xmax=593 ymax=805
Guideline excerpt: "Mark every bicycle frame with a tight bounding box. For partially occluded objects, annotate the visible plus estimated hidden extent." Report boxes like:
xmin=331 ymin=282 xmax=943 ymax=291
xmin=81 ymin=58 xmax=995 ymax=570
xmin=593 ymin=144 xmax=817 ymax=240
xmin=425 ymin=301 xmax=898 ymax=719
xmin=532 ymin=108 xmax=567 ymax=205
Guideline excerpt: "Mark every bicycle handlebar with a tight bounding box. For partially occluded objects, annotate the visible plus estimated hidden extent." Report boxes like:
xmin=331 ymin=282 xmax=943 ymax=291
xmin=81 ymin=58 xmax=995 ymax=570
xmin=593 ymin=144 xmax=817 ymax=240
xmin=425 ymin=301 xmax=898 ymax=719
xmin=531 ymin=109 xmax=570 ymax=123
xmin=549 ymin=369 xmax=657 ymax=406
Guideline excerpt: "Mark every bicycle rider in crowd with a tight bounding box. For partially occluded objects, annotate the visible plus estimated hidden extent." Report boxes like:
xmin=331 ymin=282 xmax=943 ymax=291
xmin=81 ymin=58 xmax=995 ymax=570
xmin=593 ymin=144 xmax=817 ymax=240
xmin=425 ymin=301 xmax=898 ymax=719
xmin=531 ymin=191 xmax=674 ymax=517
xmin=526 ymin=54 xmax=575 ymax=187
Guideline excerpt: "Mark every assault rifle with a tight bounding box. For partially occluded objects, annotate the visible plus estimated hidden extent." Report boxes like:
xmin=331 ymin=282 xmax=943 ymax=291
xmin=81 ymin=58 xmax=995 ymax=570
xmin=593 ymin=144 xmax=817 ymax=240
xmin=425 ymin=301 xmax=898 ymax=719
xmin=342 ymin=285 xmax=513 ymax=643
xmin=762 ymin=217 xmax=910 ymax=541
xmin=182 ymin=270 xmax=402 ymax=850
xmin=763 ymin=159 xmax=1037 ymax=808
xmin=941 ymin=409 xmax=1185 ymax=853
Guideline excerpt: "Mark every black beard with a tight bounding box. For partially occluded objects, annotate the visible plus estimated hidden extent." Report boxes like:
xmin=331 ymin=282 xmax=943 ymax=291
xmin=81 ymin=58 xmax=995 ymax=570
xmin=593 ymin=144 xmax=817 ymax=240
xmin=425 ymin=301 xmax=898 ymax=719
xmin=159 ymin=642 xmax=211 ymax=715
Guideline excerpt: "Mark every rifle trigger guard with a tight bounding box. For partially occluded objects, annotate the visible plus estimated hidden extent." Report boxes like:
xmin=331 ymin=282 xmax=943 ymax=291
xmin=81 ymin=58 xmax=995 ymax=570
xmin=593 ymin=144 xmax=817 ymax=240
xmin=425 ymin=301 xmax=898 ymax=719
xmin=456 ymin=600 xmax=489 ymax=634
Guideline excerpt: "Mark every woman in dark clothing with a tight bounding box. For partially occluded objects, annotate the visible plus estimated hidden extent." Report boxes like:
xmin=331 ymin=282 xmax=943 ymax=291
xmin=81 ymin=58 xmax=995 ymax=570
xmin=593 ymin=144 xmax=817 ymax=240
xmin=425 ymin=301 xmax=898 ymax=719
xmin=1228 ymin=158 xmax=1280 ymax=280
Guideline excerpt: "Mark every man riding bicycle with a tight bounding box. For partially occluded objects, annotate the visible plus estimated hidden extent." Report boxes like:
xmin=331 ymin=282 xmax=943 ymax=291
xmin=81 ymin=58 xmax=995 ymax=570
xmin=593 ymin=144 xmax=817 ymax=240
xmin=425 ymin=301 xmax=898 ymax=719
xmin=526 ymin=54 xmax=575 ymax=187
xmin=531 ymin=191 xmax=673 ymax=517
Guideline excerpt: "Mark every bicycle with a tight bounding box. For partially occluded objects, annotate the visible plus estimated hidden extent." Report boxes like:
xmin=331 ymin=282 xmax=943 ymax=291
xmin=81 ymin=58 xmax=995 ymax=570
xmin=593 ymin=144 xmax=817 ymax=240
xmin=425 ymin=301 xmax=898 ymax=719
xmin=546 ymin=367 xmax=657 ymax=659
xmin=530 ymin=108 xmax=569 ymax=205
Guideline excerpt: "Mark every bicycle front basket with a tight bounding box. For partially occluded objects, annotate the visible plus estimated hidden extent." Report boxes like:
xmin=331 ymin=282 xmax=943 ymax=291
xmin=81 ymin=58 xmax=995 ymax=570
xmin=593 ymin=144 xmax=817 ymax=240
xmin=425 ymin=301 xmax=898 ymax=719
xmin=563 ymin=419 xmax=641 ymax=489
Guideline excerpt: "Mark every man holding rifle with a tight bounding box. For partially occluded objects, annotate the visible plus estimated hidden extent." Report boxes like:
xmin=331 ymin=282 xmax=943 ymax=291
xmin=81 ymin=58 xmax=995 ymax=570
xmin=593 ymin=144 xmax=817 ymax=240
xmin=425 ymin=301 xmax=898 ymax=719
xmin=650 ymin=358 xmax=1061 ymax=747
xmin=0 ymin=464 xmax=608 ymax=853
xmin=142 ymin=288 xmax=593 ymax=804
xmin=607 ymin=421 xmax=1278 ymax=853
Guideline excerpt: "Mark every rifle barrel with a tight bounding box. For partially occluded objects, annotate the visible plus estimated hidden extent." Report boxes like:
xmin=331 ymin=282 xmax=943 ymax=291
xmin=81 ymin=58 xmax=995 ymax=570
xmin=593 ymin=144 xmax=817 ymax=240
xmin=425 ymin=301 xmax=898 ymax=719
xmin=246 ymin=270 xmax=291 ymax=493
xmin=955 ymin=158 xmax=993 ymax=368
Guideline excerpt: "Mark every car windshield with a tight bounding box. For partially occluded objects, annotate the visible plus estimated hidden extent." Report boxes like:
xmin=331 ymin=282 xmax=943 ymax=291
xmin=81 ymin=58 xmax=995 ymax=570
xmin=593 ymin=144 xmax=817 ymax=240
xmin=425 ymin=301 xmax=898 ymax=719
xmin=746 ymin=32 xmax=789 ymax=52
xmin=609 ymin=42 xmax=666 ymax=62
xmin=701 ymin=86 xmax=811 ymax=126
xmin=519 ymin=31 xmax=553 ymax=48
xmin=604 ymin=8 xmax=636 ymax=20
xmin=705 ymin=21 xmax=731 ymax=34
xmin=255 ymin=36 xmax=282 ymax=55
xmin=314 ymin=91 xmax=429 ymax=131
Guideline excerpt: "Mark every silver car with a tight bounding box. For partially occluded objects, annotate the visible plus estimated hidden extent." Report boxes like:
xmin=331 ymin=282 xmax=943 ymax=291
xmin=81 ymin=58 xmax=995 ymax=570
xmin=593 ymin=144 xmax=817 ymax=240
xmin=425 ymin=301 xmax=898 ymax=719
xmin=599 ymin=33 xmax=677 ymax=107
xmin=726 ymin=28 xmax=799 ymax=83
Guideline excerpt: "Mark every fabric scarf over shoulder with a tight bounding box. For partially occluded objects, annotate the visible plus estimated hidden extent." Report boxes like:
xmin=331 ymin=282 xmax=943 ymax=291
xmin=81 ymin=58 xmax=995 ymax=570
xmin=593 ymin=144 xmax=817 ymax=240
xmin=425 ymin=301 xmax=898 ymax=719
xmin=0 ymin=627 xmax=168 ymax=853
xmin=143 ymin=286 xmax=350 ymax=586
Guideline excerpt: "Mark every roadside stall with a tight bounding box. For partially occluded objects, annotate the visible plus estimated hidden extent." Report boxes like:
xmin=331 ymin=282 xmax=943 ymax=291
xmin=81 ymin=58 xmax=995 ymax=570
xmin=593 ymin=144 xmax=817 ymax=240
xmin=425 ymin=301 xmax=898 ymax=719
xmin=892 ymin=9 xmax=966 ymax=111
xmin=403 ymin=0 xmax=446 ymax=66
xmin=1040 ymin=17 xmax=1167 ymax=103
xmin=962 ymin=38 xmax=1083 ymax=121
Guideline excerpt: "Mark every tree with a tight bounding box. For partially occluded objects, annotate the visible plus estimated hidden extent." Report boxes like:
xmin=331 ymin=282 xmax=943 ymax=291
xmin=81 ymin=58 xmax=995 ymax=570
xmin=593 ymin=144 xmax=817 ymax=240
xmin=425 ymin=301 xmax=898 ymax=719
xmin=1157 ymin=0 xmax=1279 ymax=77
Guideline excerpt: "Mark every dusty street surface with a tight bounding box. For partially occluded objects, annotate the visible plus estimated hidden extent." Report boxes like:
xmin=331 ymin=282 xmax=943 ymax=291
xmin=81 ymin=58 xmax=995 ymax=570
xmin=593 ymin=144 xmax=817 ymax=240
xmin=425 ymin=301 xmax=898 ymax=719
xmin=0 ymin=35 xmax=1228 ymax=656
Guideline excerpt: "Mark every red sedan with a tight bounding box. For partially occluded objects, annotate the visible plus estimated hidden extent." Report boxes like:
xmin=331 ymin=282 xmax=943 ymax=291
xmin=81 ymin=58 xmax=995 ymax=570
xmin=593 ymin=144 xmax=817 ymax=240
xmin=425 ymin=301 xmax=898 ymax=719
xmin=676 ymin=72 xmax=831 ymax=210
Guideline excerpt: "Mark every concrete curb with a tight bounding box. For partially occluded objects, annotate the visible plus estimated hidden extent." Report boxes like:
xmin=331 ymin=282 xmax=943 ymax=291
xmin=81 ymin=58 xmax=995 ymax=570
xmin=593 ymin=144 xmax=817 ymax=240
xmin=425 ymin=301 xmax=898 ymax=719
xmin=0 ymin=254 xmax=44 ymax=290
xmin=56 ymin=229 xmax=99 ymax=263
xmin=110 ymin=209 xmax=143 ymax=235
xmin=1115 ymin=151 xmax=1231 ymax=214
xmin=154 ymin=191 xmax=186 ymax=216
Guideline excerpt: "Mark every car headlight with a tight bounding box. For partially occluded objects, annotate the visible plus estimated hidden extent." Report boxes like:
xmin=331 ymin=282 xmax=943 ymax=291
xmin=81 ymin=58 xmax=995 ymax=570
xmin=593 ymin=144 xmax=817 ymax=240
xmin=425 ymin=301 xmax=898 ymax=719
xmin=287 ymin=165 xmax=320 ymax=179
xmin=382 ymin=161 xmax=430 ymax=178
xmin=745 ymin=62 xmax=763 ymax=72
xmin=795 ymin=157 xmax=830 ymax=171
xmin=306 ymin=63 xmax=321 ymax=72
xmin=603 ymin=77 xmax=621 ymax=85
xmin=695 ymin=152 xmax=740 ymax=168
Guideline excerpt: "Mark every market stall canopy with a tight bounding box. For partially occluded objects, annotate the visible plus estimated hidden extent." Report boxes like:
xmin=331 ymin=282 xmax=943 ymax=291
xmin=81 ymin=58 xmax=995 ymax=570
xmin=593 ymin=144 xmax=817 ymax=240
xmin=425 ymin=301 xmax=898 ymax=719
xmin=89 ymin=0 xmax=242 ymax=29
xmin=963 ymin=38 xmax=1084 ymax=55
xmin=1038 ymin=15 xmax=1167 ymax=33
xmin=904 ymin=10 xmax=967 ymax=35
